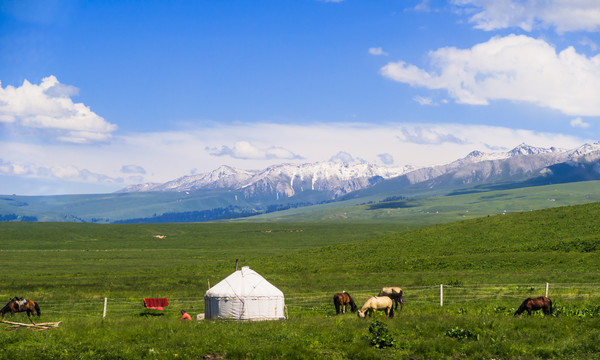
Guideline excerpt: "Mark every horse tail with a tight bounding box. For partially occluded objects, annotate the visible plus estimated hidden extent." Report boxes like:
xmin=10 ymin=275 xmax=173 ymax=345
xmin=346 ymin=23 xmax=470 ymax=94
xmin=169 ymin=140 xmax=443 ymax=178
xmin=34 ymin=302 xmax=41 ymax=316
xmin=398 ymin=290 xmax=404 ymax=310
xmin=347 ymin=294 xmax=358 ymax=312
xmin=389 ymin=303 xmax=394 ymax=318
xmin=546 ymin=297 xmax=553 ymax=315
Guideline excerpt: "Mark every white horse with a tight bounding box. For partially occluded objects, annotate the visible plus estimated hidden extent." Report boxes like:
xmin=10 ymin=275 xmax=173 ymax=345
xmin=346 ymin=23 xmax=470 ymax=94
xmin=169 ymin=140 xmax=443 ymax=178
xmin=357 ymin=296 xmax=394 ymax=318
xmin=378 ymin=287 xmax=404 ymax=310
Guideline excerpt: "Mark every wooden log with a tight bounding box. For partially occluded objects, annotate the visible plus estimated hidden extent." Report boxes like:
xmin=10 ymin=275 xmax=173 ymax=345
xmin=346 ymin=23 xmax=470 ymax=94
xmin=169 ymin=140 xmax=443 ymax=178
xmin=35 ymin=321 xmax=62 ymax=327
xmin=1 ymin=320 xmax=61 ymax=329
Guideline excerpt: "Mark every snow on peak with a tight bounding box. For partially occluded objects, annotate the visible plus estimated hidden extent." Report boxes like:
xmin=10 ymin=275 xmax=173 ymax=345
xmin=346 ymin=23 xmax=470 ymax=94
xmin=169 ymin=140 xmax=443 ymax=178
xmin=507 ymin=143 xmax=559 ymax=157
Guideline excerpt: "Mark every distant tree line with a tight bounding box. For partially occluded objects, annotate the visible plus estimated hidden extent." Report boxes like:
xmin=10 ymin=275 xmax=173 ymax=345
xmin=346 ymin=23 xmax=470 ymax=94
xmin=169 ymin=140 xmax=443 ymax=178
xmin=0 ymin=213 xmax=38 ymax=222
xmin=114 ymin=206 xmax=258 ymax=223
xmin=114 ymin=202 xmax=316 ymax=224
xmin=2 ymin=201 xmax=320 ymax=224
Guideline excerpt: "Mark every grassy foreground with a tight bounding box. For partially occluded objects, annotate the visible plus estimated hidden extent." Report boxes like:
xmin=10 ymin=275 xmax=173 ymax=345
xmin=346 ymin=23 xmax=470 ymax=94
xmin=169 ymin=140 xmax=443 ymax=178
xmin=1 ymin=203 xmax=600 ymax=359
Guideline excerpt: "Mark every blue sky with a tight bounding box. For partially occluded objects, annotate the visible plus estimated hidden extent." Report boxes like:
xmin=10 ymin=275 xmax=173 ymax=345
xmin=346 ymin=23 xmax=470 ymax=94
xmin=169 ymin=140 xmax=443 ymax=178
xmin=1 ymin=0 xmax=599 ymax=195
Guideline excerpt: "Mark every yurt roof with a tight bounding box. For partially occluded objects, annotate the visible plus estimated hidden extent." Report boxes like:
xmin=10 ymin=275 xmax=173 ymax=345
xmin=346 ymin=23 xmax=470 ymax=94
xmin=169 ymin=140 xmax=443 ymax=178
xmin=205 ymin=266 xmax=284 ymax=298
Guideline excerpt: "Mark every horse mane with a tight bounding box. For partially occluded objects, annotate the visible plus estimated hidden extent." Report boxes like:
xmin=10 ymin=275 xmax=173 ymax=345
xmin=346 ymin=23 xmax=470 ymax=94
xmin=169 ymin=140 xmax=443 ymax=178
xmin=514 ymin=298 xmax=530 ymax=315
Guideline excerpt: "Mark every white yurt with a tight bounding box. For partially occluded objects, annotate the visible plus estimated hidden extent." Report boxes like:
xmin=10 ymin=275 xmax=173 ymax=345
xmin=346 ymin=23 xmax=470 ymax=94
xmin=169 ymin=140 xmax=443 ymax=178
xmin=204 ymin=266 xmax=286 ymax=320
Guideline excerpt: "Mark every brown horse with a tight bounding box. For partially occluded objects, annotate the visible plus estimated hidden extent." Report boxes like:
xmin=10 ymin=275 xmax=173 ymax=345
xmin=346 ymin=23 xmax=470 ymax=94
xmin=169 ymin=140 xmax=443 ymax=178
xmin=357 ymin=296 xmax=394 ymax=319
xmin=1 ymin=297 xmax=41 ymax=324
xmin=514 ymin=296 xmax=552 ymax=316
xmin=378 ymin=287 xmax=404 ymax=310
xmin=333 ymin=291 xmax=358 ymax=314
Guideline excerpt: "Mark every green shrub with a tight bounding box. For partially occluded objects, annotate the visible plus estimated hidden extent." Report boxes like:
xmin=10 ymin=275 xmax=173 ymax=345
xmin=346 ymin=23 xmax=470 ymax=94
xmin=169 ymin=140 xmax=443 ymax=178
xmin=368 ymin=320 xmax=395 ymax=349
xmin=445 ymin=326 xmax=479 ymax=341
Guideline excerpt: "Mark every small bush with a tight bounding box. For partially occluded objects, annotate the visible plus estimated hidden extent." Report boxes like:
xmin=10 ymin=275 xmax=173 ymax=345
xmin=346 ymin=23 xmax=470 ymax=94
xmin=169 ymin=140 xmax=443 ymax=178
xmin=368 ymin=320 xmax=395 ymax=349
xmin=445 ymin=327 xmax=479 ymax=341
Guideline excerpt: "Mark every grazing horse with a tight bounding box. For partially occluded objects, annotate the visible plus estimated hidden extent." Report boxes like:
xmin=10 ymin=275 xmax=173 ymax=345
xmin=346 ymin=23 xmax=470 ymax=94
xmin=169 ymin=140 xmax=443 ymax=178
xmin=514 ymin=296 xmax=552 ymax=316
xmin=333 ymin=291 xmax=358 ymax=314
xmin=1 ymin=297 xmax=41 ymax=324
xmin=357 ymin=296 xmax=394 ymax=319
xmin=378 ymin=287 xmax=404 ymax=310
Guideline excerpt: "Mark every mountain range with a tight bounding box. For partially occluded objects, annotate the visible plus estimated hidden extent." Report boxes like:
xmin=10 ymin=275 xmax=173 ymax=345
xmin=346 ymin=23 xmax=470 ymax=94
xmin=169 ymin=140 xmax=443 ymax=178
xmin=119 ymin=142 xmax=600 ymax=199
xmin=2 ymin=142 xmax=600 ymax=223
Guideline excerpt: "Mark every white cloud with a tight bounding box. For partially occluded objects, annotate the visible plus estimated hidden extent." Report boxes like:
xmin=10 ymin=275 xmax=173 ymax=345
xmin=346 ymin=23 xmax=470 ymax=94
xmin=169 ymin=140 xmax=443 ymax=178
xmin=330 ymin=151 xmax=356 ymax=163
xmin=580 ymin=37 xmax=599 ymax=51
xmin=378 ymin=153 xmax=395 ymax=165
xmin=0 ymin=158 xmax=123 ymax=184
xmin=381 ymin=34 xmax=600 ymax=116
xmin=0 ymin=76 xmax=117 ymax=143
xmin=570 ymin=117 xmax=591 ymax=128
xmin=121 ymin=164 xmax=146 ymax=174
xmin=206 ymin=140 xmax=302 ymax=160
xmin=397 ymin=126 xmax=466 ymax=145
xmin=413 ymin=96 xmax=435 ymax=106
xmin=454 ymin=0 xmax=600 ymax=33
xmin=368 ymin=47 xmax=388 ymax=56
xmin=414 ymin=0 xmax=431 ymax=12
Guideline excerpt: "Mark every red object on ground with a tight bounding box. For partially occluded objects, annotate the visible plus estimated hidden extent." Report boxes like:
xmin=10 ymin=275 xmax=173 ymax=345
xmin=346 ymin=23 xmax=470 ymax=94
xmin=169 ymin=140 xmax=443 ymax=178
xmin=143 ymin=298 xmax=169 ymax=310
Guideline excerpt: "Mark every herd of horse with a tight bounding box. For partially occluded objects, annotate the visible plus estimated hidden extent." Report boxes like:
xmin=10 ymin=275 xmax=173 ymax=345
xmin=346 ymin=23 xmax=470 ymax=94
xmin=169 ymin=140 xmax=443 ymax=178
xmin=0 ymin=293 xmax=553 ymax=325
xmin=334 ymin=287 xmax=404 ymax=318
xmin=333 ymin=288 xmax=553 ymax=319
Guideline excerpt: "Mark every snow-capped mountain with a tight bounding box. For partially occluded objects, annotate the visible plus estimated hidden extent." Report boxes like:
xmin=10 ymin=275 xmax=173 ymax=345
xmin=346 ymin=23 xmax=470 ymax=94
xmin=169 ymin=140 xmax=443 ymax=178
xmin=393 ymin=142 xmax=599 ymax=187
xmin=139 ymin=165 xmax=255 ymax=192
xmin=118 ymin=162 xmax=415 ymax=198
xmin=119 ymin=143 xmax=600 ymax=199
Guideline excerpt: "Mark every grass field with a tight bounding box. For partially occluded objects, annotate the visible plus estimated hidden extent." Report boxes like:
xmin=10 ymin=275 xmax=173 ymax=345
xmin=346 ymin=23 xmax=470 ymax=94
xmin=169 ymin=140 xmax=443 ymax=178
xmin=248 ymin=181 xmax=600 ymax=224
xmin=1 ymin=203 xmax=599 ymax=359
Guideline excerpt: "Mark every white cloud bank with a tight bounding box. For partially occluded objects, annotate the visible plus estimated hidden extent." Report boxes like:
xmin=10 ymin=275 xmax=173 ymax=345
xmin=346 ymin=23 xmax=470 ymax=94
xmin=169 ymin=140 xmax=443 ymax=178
xmin=381 ymin=34 xmax=600 ymax=116
xmin=2 ymin=121 xmax=591 ymax=195
xmin=454 ymin=0 xmax=600 ymax=33
xmin=0 ymin=158 xmax=122 ymax=184
xmin=0 ymin=76 xmax=117 ymax=143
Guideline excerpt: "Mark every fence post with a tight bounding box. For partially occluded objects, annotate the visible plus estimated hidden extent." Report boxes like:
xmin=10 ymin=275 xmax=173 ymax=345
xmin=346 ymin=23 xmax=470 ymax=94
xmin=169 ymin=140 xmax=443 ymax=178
xmin=103 ymin=297 xmax=108 ymax=318
xmin=545 ymin=282 xmax=549 ymax=297
xmin=440 ymin=284 xmax=444 ymax=307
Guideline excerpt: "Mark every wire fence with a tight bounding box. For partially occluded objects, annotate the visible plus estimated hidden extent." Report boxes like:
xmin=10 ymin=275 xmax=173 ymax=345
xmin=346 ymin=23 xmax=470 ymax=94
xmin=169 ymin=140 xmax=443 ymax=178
xmin=23 ymin=282 xmax=599 ymax=320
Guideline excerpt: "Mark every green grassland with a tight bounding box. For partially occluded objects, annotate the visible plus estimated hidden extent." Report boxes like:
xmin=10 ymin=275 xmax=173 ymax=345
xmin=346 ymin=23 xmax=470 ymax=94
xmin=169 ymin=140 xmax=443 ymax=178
xmin=247 ymin=181 xmax=600 ymax=224
xmin=2 ymin=180 xmax=600 ymax=224
xmin=1 ymin=203 xmax=600 ymax=359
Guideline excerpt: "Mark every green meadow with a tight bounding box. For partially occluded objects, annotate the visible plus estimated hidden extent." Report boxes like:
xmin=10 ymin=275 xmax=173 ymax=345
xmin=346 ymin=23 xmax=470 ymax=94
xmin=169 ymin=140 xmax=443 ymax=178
xmin=247 ymin=181 xmax=600 ymax=224
xmin=1 ymin=203 xmax=600 ymax=359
